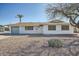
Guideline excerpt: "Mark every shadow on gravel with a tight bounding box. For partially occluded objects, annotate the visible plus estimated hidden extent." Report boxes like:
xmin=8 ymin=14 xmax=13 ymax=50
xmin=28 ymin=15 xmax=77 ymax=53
xmin=0 ymin=34 xmax=78 ymax=37
xmin=28 ymin=34 xmax=78 ymax=37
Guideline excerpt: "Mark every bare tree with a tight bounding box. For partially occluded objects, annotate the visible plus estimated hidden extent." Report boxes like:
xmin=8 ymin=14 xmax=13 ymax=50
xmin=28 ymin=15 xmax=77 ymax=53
xmin=46 ymin=3 xmax=79 ymax=28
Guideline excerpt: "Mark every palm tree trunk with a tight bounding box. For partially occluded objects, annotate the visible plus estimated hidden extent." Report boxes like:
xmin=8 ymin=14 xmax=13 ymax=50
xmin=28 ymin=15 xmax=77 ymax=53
xmin=20 ymin=18 xmax=21 ymax=23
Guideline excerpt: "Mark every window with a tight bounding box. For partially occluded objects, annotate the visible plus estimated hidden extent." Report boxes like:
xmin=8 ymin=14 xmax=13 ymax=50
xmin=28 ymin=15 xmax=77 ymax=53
xmin=25 ymin=26 xmax=33 ymax=30
xmin=61 ymin=25 xmax=69 ymax=30
xmin=0 ymin=28 xmax=4 ymax=32
xmin=48 ymin=25 xmax=56 ymax=30
xmin=5 ymin=27 xmax=9 ymax=31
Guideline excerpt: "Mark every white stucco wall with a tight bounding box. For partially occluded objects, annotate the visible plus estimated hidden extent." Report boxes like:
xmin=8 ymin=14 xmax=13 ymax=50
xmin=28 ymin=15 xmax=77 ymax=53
xmin=43 ymin=24 xmax=74 ymax=34
xmin=0 ymin=24 xmax=74 ymax=34
xmin=19 ymin=26 xmax=43 ymax=34
xmin=19 ymin=24 xmax=74 ymax=34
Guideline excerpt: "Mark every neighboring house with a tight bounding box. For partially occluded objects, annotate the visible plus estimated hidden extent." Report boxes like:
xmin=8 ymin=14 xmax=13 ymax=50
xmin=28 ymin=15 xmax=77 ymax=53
xmin=0 ymin=25 xmax=4 ymax=34
xmin=0 ymin=25 xmax=10 ymax=34
xmin=0 ymin=20 xmax=74 ymax=34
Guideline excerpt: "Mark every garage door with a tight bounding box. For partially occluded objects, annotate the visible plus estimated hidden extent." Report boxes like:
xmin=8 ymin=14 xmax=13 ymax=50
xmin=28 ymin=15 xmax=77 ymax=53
xmin=11 ymin=26 xmax=19 ymax=34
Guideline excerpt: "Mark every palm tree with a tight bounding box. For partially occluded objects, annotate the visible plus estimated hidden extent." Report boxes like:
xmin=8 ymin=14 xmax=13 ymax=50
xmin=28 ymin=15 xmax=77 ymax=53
xmin=16 ymin=14 xmax=24 ymax=23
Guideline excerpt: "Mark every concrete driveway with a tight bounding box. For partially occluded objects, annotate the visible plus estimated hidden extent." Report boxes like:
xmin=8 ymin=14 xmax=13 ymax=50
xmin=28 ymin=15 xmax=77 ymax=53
xmin=0 ymin=35 xmax=11 ymax=40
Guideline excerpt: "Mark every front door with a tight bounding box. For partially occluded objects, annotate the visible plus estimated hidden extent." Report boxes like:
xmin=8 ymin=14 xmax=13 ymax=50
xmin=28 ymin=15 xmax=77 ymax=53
xmin=11 ymin=26 xmax=19 ymax=34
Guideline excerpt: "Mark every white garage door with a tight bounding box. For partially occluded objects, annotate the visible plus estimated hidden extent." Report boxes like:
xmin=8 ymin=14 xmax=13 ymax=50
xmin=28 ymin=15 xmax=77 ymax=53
xmin=11 ymin=26 xmax=19 ymax=34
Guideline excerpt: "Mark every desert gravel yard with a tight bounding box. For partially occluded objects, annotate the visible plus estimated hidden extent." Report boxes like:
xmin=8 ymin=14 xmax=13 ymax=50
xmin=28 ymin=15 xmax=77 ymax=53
xmin=0 ymin=34 xmax=79 ymax=56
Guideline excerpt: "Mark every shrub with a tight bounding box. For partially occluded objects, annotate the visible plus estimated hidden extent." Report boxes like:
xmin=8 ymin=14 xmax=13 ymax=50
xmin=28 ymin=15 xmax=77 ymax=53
xmin=48 ymin=39 xmax=63 ymax=48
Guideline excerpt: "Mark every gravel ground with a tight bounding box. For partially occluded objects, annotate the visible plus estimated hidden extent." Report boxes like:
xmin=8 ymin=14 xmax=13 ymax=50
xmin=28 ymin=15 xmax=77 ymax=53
xmin=0 ymin=35 xmax=79 ymax=56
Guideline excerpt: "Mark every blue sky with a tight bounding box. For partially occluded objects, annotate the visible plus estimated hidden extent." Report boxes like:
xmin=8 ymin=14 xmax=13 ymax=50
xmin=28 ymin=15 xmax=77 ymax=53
xmin=0 ymin=3 xmax=47 ymax=25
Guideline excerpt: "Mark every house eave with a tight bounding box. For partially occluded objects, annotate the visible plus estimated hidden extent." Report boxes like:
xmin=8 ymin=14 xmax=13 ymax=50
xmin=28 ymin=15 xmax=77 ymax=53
xmin=7 ymin=22 xmax=70 ymax=27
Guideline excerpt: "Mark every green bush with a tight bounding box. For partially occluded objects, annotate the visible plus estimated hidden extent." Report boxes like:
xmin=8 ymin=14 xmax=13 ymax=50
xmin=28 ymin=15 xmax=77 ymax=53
xmin=48 ymin=39 xmax=63 ymax=48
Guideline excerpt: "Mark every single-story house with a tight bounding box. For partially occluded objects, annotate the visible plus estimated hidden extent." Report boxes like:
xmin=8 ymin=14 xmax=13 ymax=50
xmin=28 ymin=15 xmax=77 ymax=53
xmin=0 ymin=20 xmax=74 ymax=34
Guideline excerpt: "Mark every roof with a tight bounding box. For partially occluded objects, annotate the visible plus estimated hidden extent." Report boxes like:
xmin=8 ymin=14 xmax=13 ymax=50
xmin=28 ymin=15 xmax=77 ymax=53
xmin=49 ymin=20 xmax=65 ymax=23
xmin=7 ymin=20 xmax=69 ymax=26
xmin=8 ymin=22 xmax=46 ymax=26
